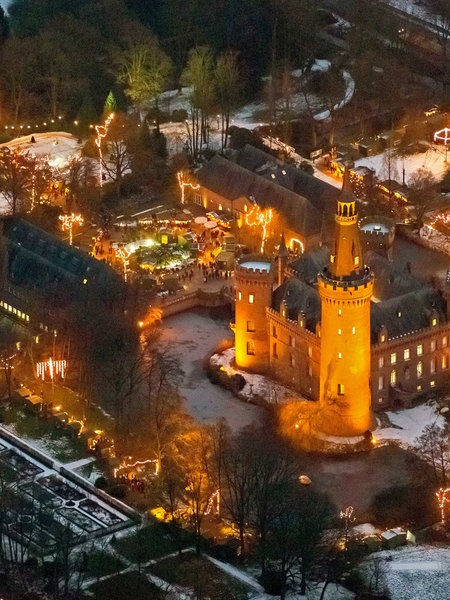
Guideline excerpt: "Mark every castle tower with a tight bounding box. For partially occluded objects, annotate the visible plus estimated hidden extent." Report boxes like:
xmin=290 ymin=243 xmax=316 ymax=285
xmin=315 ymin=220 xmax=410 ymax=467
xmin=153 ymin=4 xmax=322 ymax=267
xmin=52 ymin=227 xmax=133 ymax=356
xmin=234 ymin=257 xmax=274 ymax=373
xmin=317 ymin=169 xmax=374 ymax=437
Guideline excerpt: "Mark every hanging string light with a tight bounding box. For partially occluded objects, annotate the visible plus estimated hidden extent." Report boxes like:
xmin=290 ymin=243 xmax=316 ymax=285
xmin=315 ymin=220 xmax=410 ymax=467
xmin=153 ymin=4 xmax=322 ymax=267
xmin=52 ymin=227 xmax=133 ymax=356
xmin=245 ymin=204 xmax=273 ymax=253
xmin=95 ymin=113 xmax=114 ymax=188
xmin=59 ymin=213 xmax=84 ymax=245
xmin=436 ymin=487 xmax=450 ymax=524
xmin=177 ymin=171 xmax=200 ymax=204
xmin=116 ymin=247 xmax=131 ymax=281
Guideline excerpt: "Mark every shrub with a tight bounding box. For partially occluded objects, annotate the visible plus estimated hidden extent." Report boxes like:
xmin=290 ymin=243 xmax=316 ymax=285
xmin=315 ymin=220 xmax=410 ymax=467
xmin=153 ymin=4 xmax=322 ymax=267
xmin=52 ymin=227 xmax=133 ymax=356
xmin=94 ymin=476 xmax=108 ymax=489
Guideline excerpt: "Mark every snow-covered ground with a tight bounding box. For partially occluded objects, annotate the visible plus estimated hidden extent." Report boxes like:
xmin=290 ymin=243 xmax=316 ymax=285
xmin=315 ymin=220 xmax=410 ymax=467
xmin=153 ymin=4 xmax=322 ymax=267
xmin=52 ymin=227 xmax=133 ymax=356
xmin=360 ymin=545 xmax=450 ymax=600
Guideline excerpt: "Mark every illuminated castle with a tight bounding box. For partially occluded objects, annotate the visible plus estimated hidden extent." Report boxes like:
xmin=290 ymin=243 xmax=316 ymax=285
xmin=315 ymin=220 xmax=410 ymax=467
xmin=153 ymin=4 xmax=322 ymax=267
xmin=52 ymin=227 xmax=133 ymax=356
xmin=234 ymin=170 xmax=450 ymax=439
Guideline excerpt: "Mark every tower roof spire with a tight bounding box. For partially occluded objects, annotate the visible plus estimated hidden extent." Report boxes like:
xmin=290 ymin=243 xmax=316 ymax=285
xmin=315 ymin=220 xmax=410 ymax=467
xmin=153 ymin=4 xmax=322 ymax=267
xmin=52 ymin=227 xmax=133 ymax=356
xmin=328 ymin=166 xmax=364 ymax=279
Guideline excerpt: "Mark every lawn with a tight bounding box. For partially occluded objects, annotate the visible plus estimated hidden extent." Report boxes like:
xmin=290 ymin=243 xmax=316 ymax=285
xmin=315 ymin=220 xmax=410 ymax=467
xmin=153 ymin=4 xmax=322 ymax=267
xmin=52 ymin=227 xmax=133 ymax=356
xmin=3 ymin=404 xmax=87 ymax=462
xmin=147 ymin=552 xmax=252 ymax=600
xmin=90 ymin=571 xmax=165 ymax=600
xmin=113 ymin=522 xmax=191 ymax=563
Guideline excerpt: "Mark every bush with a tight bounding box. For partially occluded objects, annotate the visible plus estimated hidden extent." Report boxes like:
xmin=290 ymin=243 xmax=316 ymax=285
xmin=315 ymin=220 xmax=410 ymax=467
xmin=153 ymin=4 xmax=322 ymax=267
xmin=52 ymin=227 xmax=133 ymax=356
xmin=230 ymin=373 xmax=246 ymax=391
xmin=108 ymin=484 xmax=128 ymax=499
xmin=95 ymin=476 xmax=108 ymax=489
xmin=371 ymin=483 xmax=435 ymax=527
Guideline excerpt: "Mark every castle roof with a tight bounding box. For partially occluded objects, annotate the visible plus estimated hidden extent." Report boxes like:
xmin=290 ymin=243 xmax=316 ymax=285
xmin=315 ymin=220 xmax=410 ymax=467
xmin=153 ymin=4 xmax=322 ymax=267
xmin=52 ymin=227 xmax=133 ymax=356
xmin=365 ymin=251 xmax=423 ymax=300
xmin=370 ymin=288 xmax=446 ymax=342
xmin=272 ymin=278 xmax=320 ymax=331
xmin=233 ymin=144 xmax=339 ymax=214
xmin=289 ymin=245 xmax=329 ymax=284
xmin=195 ymin=154 xmax=322 ymax=238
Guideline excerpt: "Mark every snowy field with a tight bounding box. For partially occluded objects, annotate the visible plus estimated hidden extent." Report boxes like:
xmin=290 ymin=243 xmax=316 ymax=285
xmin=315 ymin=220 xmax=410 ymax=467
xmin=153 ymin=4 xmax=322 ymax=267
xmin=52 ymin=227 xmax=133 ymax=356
xmin=360 ymin=545 xmax=450 ymax=600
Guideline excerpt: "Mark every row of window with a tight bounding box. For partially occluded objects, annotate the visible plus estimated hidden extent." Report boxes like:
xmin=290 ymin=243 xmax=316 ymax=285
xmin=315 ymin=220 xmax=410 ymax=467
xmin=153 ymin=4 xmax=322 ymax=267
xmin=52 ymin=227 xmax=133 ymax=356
xmin=380 ymin=338 xmax=448 ymax=367
xmin=379 ymin=356 xmax=448 ymax=389
xmin=238 ymin=291 xmax=254 ymax=303
xmin=0 ymin=300 xmax=29 ymax=322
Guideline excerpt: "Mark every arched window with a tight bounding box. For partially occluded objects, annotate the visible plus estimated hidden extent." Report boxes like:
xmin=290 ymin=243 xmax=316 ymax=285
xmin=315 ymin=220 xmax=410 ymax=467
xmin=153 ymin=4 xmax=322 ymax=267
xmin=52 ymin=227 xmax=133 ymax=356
xmin=417 ymin=361 xmax=423 ymax=378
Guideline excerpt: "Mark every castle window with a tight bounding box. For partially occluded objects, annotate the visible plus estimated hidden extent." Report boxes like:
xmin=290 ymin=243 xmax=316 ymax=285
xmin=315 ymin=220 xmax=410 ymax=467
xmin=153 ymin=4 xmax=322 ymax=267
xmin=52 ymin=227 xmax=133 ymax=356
xmin=443 ymin=336 xmax=448 ymax=348
xmin=378 ymin=357 xmax=384 ymax=368
xmin=248 ymin=294 xmax=254 ymax=304
xmin=273 ymin=343 xmax=278 ymax=358
xmin=417 ymin=344 xmax=423 ymax=356
xmin=272 ymin=325 xmax=277 ymax=338
xmin=431 ymin=340 xmax=436 ymax=352
xmin=337 ymin=384 xmax=344 ymax=395
xmin=238 ymin=291 xmax=242 ymax=301
xmin=354 ymin=256 xmax=360 ymax=266
xmin=417 ymin=384 xmax=422 ymax=391
xmin=404 ymin=348 xmax=410 ymax=361
xmin=352 ymin=326 xmax=356 ymax=334
xmin=246 ymin=341 xmax=255 ymax=355
xmin=405 ymin=366 xmax=410 ymax=380
xmin=443 ymin=355 xmax=448 ymax=369
xmin=391 ymin=352 xmax=397 ymax=365
xmin=290 ymin=355 xmax=295 ymax=368
xmin=308 ymin=346 xmax=312 ymax=357
xmin=378 ymin=375 xmax=384 ymax=390
xmin=380 ymin=334 xmax=386 ymax=343
xmin=247 ymin=320 xmax=255 ymax=332
xmin=431 ymin=380 xmax=436 ymax=387
xmin=289 ymin=336 xmax=295 ymax=347
xmin=390 ymin=370 xmax=397 ymax=385
xmin=338 ymin=328 xmax=342 ymax=335
xmin=431 ymin=358 xmax=436 ymax=374
xmin=338 ymin=352 xmax=342 ymax=359
xmin=432 ymin=317 xmax=437 ymax=326
xmin=308 ymin=365 xmax=312 ymax=377
xmin=417 ymin=361 xmax=423 ymax=378
xmin=244 ymin=204 xmax=248 ymax=213
xmin=397 ymin=309 xmax=402 ymax=318
xmin=218 ymin=203 xmax=222 ymax=211
xmin=194 ymin=192 xmax=201 ymax=205
xmin=338 ymin=308 xmax=341 ymax=316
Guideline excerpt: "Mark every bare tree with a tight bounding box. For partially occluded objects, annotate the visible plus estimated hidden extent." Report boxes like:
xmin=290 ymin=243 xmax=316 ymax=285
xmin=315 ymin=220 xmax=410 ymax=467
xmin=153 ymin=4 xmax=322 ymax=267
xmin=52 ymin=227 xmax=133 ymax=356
xmin=415 ymin=422 xmax=450 ymax=485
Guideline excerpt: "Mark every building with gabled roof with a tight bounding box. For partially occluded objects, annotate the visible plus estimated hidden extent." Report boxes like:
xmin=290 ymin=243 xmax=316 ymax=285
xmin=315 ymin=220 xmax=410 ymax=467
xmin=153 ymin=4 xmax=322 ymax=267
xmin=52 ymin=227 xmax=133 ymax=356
xmin=0 ymin=216 xmax=127 ymax=333
xmin=194 ymin=151 xmax=327 ymax=253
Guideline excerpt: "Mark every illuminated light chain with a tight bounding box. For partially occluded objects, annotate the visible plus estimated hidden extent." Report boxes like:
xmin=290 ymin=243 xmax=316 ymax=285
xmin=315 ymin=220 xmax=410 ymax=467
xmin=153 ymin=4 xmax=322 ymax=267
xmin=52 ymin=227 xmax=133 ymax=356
xmin=436 ymin=487 xmax=450 ymax=524
xmin=245 ymin=204 xmax=273 ymax=253
xmin=432 ymin=212 xmax=450 ymax=226
xmin=59 ymin=213 xmax=84 ymax=245
xmin=116 ymin=247 xmax=131 ymax=281
xmin=36 ymin=357 xmax=67 ymax=381
xmin=0 ymin=352 xmax=16 ymax=369
xmin=205 ymin=489 xmax=220 ymax=515
xmin=177 ymin=171 xmax=199 ymax=205
xmin=3 ymin=115 xmax=63 ymax=131
xmin=434 ymin=128 xmax=450 ymax=145
xmin=113 ymin=458 xmax=159 ymax=478
xmin=95 ymin=113 xmax=114 ymax=188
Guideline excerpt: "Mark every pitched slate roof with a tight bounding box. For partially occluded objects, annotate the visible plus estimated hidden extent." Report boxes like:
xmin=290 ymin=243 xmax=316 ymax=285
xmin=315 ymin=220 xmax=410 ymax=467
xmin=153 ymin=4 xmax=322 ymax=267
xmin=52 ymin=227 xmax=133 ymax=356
xmin=365 ymin=251 xmax=423 ymax=301
xmin=370 ymin=288 xmax=446 ymax=342
xmin=195 ymin=154 xmax=322 ymax=238
xmin=233 ymin=144 xmax=339 ymax=214
xmin=1 ymin=216 xmax=124 ymax=302
xmin=272 ymin=278 xmax=320 ymax=332
xmin=289 ymin=245 xmax=329 ymax=284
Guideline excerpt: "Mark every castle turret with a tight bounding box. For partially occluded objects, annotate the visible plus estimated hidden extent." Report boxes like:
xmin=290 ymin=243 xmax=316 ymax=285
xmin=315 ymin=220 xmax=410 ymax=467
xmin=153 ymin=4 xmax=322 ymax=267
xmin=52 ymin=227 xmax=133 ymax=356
xmin=317 ymin=169 xmax=374 ymax=437
xmin=234 ymin=257 xmax=274 ymax=373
